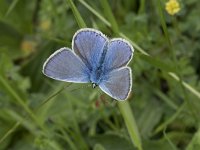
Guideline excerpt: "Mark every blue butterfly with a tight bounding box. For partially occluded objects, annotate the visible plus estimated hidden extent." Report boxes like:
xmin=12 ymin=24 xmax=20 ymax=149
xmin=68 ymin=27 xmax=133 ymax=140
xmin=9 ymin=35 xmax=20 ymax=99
xmin=43 ymin=28 xmax=134 ymax=100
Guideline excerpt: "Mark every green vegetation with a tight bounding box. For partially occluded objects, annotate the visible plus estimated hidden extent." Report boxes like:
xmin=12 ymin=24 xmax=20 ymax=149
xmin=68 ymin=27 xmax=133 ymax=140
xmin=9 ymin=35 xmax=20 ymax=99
xmin=0 ymin=0 xmax=200 ymax=149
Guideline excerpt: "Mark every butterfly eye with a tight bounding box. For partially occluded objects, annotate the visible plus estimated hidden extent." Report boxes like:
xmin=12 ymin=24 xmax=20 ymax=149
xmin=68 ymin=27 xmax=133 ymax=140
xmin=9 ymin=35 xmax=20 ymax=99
xmin=92 ymin=83 xmax=98 ymax=88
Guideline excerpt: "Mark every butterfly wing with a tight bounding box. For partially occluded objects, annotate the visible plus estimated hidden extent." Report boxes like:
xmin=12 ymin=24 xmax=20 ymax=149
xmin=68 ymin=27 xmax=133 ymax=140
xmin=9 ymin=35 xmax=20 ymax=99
xmin=72 ymin=28 xmax=108 ymax=70
xmin=43 ymin=47 xmax=90 ymax=83
xmin=104 ymin=38 xmax=133 ymax=72
xmin=99 ymin=67 xmax=132 ymax=100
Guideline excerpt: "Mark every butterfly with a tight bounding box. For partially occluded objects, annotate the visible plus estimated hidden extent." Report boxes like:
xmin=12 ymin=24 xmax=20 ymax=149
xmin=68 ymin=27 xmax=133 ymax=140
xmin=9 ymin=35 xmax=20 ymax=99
xmin=42 ymin=28 xmax=134 ymax=100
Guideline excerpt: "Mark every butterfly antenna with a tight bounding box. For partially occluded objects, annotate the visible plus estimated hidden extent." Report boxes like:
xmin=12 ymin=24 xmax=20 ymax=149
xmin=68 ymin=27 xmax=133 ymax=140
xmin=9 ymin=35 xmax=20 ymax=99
xmin=35 ymin=83 xmax=72 ymax=111
xmin=70 ymin=83 xmax=91 ymax=93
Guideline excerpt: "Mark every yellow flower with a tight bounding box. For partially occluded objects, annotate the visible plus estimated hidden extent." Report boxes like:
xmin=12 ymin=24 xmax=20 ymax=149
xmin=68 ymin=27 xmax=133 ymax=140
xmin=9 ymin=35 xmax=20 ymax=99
xmin=21 ymin=40 xmax=36 ymax=55
xmin=39 ymin=19 xmax=51 ymax=31
xmin=165 ymin=0 xmax=181 ymax=15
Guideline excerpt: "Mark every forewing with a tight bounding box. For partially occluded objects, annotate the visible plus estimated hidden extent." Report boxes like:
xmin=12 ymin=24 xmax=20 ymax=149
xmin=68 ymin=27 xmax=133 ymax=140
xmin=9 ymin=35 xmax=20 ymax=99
xmin=104 ymin=38 xmax=133 ymax=72
xmin=43 ymin=47 xmax=90 ymax=83
xmin=72 ymin=28 xmax=108 ymax=70
xmin=99 ymin=67 xmax=132 ymax=100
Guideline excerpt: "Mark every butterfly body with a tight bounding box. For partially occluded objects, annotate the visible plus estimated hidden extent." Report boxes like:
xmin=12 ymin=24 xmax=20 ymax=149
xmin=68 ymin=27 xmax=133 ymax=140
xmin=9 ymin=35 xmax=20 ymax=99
xmin=43 ymin=28 xmax=134 ymax=100
xmin=90 ymin=65 xmax=105 ymax=86
xmin=90 ymin=46 xmax=108 ymax=86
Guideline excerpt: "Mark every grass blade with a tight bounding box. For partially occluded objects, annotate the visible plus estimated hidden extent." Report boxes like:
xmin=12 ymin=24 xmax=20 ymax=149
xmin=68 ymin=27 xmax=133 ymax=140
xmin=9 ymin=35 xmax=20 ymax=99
xmin=100 ymin=0 xmax=119 ymax=33
xmin=66 ymin=0 xmax=86 ymax=28
xmin=5 ymin=0 xmax=19 ymax=17
xmin=0 ymin=122 xmax=20 ymax=144
xmin=78 ymin=0 xmax=111 ymax=27
xmin=118 ymin=101 xmax=142 ymax=150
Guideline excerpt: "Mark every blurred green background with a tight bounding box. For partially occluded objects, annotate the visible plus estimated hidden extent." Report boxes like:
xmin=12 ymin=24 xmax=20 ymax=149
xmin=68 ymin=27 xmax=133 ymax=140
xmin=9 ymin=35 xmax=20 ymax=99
xmin=0 ymin=0 xmax=200 ymax=150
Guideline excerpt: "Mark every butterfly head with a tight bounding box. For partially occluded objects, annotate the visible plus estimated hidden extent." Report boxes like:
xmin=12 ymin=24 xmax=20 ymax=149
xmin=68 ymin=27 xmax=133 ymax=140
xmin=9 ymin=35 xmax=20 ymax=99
xmin=92 ymin=83 xmax=98 ymax=88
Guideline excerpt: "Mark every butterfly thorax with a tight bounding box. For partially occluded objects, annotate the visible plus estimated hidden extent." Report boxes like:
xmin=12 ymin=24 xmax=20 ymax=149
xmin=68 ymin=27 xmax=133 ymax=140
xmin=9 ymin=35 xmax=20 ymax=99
xmin=90 ymin=65 xmax=105 ymax=87
xmin=90 ymin=42 xmax=108 ymax=87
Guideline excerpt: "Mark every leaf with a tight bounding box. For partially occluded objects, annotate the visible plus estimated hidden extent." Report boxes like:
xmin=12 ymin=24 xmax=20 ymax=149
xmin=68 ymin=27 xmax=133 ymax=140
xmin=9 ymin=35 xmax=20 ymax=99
xmin=186 ymin=128 xmax=200 ymax=150
xmin=93 ymin=143 xmax=106 ymax=150
xmin=143 ymin=139 xmax=176 ymax=150
xmin=88 ymin=133 xmax=136 ymax=150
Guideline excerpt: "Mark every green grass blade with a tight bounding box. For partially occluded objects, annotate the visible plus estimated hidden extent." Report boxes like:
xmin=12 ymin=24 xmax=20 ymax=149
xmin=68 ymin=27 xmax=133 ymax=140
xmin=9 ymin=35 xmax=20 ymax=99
xmin=137 ymin=53 xmax=176 ymax=72
xmin=154 ymin=89 xmax=178 ymax=110
xmin=138 ymin=0 xmax=145 ymax=14
xmin=154 ymin=103 xmax=186 ymax=134
xmin=78 ymin=0 xmax=111 ymax=27
xmin=118 ymin=101 xmax=142 ymax=150
xmin=66 ymin=0 xmax=86 ymax=28
xmin=100 ymin=0 xmax=119 ymax=33
xmin=35 ymin=83 xmax=72 ymax=111
xmin=168 ymin=72 xmax=200 ymax=99
xmin=186 ymin=127 xmax=200 ymax=150
xmin=119 ymin=33 xmax=149 ymax=55
xmin=0 ymin=122 xmax=20 ymax=144
xmin=5 ymin=0 xmax=19 ymax=17
xmin=163 ymin=128 xmax=178 ymax=150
